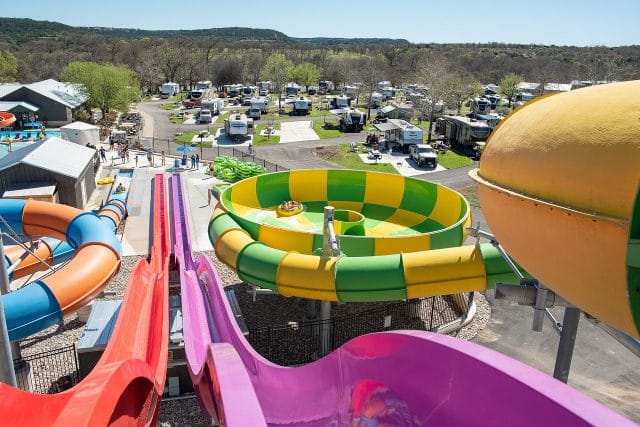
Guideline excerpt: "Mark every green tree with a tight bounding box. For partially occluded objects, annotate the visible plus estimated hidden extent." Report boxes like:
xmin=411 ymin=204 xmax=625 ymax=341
xmin=260 ymin=53 xmax=293 ymax=110
xmin=0 ymin=50 xmax=18 ymax=82
xmin=445 ymin=74 xmax=484 ymax=114
xmin=499 ymin=73 xmax=522 ymax=107
xmin=291 ymin=62 xmax=321 ymax=90
xmin=62 ymin=62 xmax=140 ymax=116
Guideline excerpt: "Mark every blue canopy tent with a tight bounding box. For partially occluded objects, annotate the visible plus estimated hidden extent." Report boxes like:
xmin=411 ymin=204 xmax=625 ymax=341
xmin=23 ymin=122 xmax=43 ymax=128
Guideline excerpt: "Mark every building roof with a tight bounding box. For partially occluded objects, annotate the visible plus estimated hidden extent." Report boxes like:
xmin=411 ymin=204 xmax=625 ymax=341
xmin=3 ymin=181 xmax=57 ymax=197
xmin=0 ymin=136 xmax=95 ymax=179
xmin=0 ymin=79 xmax=86 ymax=109
xmin=0 ymin=101 xmax=39 ymax=112
xmin=60 ymin=121 xmax=99 ymax=131
xmin=517 ymin=82 xmax=540 ymax=91
xmin=544 ymin=83 xmax=572 ymax=92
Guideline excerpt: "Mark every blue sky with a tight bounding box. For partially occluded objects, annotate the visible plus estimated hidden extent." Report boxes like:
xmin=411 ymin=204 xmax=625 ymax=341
xmin=3 ymin=0 xmax=639 ymax=46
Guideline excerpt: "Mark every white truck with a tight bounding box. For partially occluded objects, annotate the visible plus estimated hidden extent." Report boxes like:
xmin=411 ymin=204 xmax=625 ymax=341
xmin=250 ymin=97 xmax=269 ymax=113
xmin=198 ymin=109 xmax=213 ymax=124
xmin=160 ymin=82 xmax=180 ymax=99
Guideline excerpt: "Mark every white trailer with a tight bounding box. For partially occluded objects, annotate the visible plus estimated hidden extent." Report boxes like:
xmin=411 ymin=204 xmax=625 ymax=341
xmin=470 ymin=97 xmax=492 ymax=115
xmin=224 ymin=113 xmax=253 ymax=141
xmin=195 ymin=80 xmax=213 ymax=90
xmin=318 ymin=80 xmax=334 ymax=95
xmin=250 ymin=97 xmax=269 ymax=113
xmin=160 ymin=82 xmax=180 ymax=99
xmin=201 ymin=98 xmax=224 ymax=115
xmin=292 ymin=96 xmax=311 ymax=115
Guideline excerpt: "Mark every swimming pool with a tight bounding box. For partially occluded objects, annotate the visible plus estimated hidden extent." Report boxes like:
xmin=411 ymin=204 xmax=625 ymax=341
xmin=0 ymin=130 xmax=60 ymax=140
xmin=0 ymin=141 xmax=33 ymax=158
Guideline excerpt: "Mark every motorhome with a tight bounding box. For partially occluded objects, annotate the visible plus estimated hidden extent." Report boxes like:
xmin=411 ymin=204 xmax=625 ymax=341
xmin=224 ymin=113 xmax=253 ymax=141
xmin=227 ymin=84 xmax=243 ymax=98
xmin=372 ymin=119 xmax=423 ymax=153
xmin=292 ymin=96 xmax=311 ymax=115
xmin=195 ymin=80 xmax=213 ymax=90
xmin=335 ymin=108 xmax=366 ymax=132
xmin=160 ymin=82 xmax=180 ymax=99
xmin=330 ymin=95 xmax=350 ymax=109
xmin=188 ymin=89 xmax=204 ymax=104
xmin=370 ymin=92 xmax=384 ymax=107
xmin=242 ymin=86 xmax=256 ymax=105
xmin=201 ymin=98 xmax=224 ymax=116
xmin=343 ymin=85 xmax=358 ymax=100
xmin=439 ymin=116 xmax=492 ymax=149
xmin=378 ymin=81 xmax=391 ymax=91
xmin=470 ymin=97 xmax=492 ymax=115
xmin=285 ymin=83 xmax=301 ymax=97
xmin=318 ymin=81 xmax=334 ymax=95
xmin=250 ymin=97 xmax=269 ymax=113
xmin=307 ymin=86 xmax=318 ymax=96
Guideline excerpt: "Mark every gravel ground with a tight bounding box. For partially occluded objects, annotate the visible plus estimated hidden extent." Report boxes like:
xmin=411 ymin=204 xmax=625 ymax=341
xmin=16 ymin=249 xmax=491 ymax=425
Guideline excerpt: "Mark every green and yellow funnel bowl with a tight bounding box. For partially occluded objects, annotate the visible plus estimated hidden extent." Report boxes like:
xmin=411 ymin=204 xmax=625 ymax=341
xmin=471 ymin=80 xmax=640 ymax=339
xmin=209 ymin=169 xmax=519 ymax=302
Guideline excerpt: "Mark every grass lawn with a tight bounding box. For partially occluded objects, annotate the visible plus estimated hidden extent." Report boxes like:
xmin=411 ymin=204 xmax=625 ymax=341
xmin=437 ymin=150 xmax=473 ymax=169
xmin=315 ymin=144 xmax=398 ymax=174
xmin=169 ymin=113 xmax=187 ymax=124
xmin=161 ymin=102 xmax=180 ymax=111
xmin=175 ymin=130 xmax=200 ymax=145
xmin=312 ymin=119 xmax=345 ymax=139
xmin=253 ymin=123 xmax=281 ymax=146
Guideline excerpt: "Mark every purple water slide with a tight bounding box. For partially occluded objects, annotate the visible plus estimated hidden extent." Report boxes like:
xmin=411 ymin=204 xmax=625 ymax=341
xmin=170 ymin=174 xmax=635 ymax=427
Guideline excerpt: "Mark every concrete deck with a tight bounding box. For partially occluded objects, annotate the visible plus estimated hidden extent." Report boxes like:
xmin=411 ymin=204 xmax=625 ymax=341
xmin=279 ymin=120 xmax=319 ymax=143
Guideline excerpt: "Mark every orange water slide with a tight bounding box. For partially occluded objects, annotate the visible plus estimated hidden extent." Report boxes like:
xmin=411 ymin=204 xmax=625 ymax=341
xmin=0 ymin=112 xmax=16 ymax=129
xmin=0 ymin=174 xmax=170 ymax=425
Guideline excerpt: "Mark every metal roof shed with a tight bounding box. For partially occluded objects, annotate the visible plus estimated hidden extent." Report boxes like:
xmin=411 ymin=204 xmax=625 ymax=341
xmin=60 ymin=121 xmax=100 ymax=146
xmin=0 ymin=137 xmax=97 ymax=208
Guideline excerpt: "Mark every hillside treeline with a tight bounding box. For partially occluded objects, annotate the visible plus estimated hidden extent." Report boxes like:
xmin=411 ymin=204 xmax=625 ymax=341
xmin=1 ymin=18 xmax=638 ymax=90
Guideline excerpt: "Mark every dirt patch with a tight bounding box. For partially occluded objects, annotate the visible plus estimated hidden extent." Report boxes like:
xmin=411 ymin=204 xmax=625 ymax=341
xmin=314 ymin=145 xmax=340 ymax=159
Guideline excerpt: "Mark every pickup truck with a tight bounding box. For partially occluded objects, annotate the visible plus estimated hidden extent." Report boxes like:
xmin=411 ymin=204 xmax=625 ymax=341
xmin=409 ymin=144 xmax=438 ymax=168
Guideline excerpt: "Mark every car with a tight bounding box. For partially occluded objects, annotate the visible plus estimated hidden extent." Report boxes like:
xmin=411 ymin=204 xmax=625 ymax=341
xmin=409 ymin=144 xmax=438 ymax=168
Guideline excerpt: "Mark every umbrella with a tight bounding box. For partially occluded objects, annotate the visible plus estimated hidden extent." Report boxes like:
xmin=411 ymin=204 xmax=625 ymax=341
xmin=176 ymin=146 xmax=197 ymax=152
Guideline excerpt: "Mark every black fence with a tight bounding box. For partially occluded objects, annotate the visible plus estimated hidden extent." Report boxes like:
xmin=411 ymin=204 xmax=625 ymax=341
xmin=139 ymin=137 xmax=289 ymax=173
xmin=13 ymin=344 xmax=80 ymax=394
xmin=248 ymin=295 xmax=469 ymax=366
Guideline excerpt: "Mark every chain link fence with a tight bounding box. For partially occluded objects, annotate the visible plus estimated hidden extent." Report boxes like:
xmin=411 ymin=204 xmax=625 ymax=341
xmin=248 ymin=294 xmax=472 ymax=366
xmin=13 ymin=344 xmax=80 ymax=394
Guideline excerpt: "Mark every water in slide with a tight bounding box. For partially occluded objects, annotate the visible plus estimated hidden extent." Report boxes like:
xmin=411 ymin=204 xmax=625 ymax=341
xmin=0 ymin=174 xmax=170 ymax=425
xmin=171 ymin=173 xmax=633 ymax=426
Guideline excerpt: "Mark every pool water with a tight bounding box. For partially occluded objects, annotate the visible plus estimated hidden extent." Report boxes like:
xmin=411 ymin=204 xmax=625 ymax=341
xmin=0 ymin=142 xmax=33 ymax=158
xmin=0 ymin=130 xmax=60 ymax=140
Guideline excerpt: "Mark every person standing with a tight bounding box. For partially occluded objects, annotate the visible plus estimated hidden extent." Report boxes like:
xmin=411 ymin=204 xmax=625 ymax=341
xmin=147 ymin=150 xmax=153 ymax=167
xmin=135 ymin=154 xmax=139 ymax=167
xmin=161 ymin=150 xmax=166 ymax=166
xmin=195 ymin=153 xmax=200 ymax=168
xmin=99 ymin=147 xmax=107 ymax=162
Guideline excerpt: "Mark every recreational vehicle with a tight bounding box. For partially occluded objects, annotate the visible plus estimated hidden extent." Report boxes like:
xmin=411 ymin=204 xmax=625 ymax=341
xmin=337 ymin=108 xmax=366 ymax=132
xmin=440 ymin=116 xmax=492 ymax=148
xmin=378 ymin=81 xmax=391 ymax=91
xmin=372 ymin=119 xmax=423 ymax=153
xmin=292 ymin=96 xmax=311 ymax=115
xmin=318 ymin=81 xmax=334 ymax=95
xmin=224 ymin=113 xmax=253 ymax=141
xmin=330 ymin=95 xmax=350 ymax=109
xmin=470 ymin=97 xmax=492 ymax=115
xmin=195 ymin=80 xmax=213 ymax=90
xmin=285 ymin=83 xmax=301 ymax=97
xmin=370 ymin=92 xmax=384 ymax=107
xmin=250 ymin=97 xmax=270 ymax=113
xmin=160 ymin=82 xmax=180 ymax=99
xmin=242 ymin=86 xmax=256 ymax=105
xmin=343 ymin=85 xmax=358 ymax=100
xmin=201 ymin=98 xmax=224 ymax=116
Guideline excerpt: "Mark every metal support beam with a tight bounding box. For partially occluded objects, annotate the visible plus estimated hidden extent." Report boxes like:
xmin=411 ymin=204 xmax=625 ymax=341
xmin=532 ymin=281 xmax=548 ymax=332
xmin=553 ymin=306 xmax=581 ymax=383
xmin=0 ymin=238 xmax=17 ymax=386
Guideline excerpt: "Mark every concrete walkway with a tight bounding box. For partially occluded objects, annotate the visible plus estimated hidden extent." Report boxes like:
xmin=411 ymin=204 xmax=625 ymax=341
xmin=279 ymin=121 xmax=319 ymax=143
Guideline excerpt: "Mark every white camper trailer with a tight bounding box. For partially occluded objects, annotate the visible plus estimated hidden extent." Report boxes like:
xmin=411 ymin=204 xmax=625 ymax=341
xmin=292 ymin=96 xmax=311 ymax=115
xmin=470 ymin=97 xmax=492 ymax=115
xmin=224 ymin=113 xmax=253 ymax=141
xmin=330 ymin=108 xmax=366 ymax=132
xmin=160 ymin=82 xmax=180 ymax=99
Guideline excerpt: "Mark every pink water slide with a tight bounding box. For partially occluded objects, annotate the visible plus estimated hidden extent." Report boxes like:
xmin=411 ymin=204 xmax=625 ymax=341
xmin=170 ymin=174 xmax=633 ymax=426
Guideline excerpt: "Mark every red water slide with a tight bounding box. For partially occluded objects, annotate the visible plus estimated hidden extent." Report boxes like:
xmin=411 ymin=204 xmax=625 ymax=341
xmin=0 ymin=174 xmax=170 ymax=426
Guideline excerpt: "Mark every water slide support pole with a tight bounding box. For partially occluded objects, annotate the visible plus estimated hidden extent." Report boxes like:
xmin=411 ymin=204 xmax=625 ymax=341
xmin=553 ymin=306 xmax=581 ymax=383
xmin=318 ymin=206 xmax=340 ymax=357
xmin=0 ymin=238 xmax=17 ymax=386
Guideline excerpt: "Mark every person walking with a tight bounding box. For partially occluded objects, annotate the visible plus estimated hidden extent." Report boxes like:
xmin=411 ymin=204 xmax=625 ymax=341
xmin=99 ymin=147 xmax=107 ymax=162
xmin=135 ymin=154 xmax=139 ymax=167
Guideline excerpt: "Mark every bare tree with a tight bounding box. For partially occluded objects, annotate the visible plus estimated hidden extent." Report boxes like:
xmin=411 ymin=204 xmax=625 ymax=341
xmin=417 ymin=55 xmax=452 ymax=143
